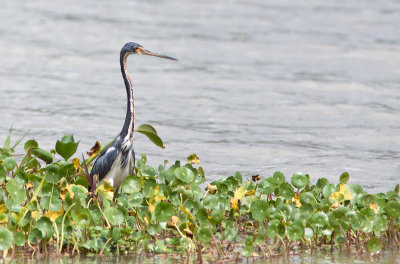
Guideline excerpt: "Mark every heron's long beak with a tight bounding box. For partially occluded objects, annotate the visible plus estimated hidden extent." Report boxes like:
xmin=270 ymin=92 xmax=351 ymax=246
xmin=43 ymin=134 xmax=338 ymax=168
xmin=137 ymin=48 xmax=178 ymax=61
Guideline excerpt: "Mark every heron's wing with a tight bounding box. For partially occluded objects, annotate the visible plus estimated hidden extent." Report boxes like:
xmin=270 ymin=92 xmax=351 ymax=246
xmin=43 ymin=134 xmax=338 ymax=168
xmin=90 ymin=144 xmax=119 ymax=182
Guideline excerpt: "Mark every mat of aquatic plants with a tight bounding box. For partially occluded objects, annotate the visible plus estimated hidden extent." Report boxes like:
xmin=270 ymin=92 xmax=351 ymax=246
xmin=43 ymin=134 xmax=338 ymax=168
xmin=0 ymin=131 xmax=399 ymax=263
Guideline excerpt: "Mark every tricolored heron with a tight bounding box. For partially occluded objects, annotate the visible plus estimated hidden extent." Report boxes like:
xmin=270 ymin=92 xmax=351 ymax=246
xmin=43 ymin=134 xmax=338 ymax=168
xmin=90 ymin=42 xmax=177 ymax=190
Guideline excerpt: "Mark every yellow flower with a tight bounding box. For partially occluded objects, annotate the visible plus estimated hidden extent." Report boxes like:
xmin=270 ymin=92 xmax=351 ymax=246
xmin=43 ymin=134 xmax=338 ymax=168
xmin=370 ymin=202 xmax=378 ymax=214
xmin=339 ymin=184 xmax=353 ymax=200
xmin=230 ymin=197 xmax=239 ymax=211
xmin=330 ymin=184 xmax=353 ymax=208
xmin=234 ymin=186 xmax=246 ymax=200
xmin=0 ymin=204 xmax=7 ymax=214
xmin=245 ymin=190 xmax=255 ymax=197
xmin=292 ymin=194 xmax=302 ymax=207
xmin=45 ymin=208 xmax=64 ymax=222
xmin=72 ymin=158 xmax=81 ymax=172
xmin=187 ymin=154 xmax=200 ymax=165
xmin=148 ymin=197 xmax=156 ymax=212
xmin=31 ymin=211 xmax=41 ymax=220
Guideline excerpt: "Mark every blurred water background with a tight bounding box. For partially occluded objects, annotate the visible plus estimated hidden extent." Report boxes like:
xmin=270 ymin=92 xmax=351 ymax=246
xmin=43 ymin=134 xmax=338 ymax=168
xmin=1 ymin=0 xmax=400 ymax=193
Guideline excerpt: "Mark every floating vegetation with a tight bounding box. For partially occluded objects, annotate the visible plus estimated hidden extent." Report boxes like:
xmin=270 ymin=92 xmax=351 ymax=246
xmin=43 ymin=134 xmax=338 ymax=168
xmin=0 ymin=131 xmax=399 ymax=263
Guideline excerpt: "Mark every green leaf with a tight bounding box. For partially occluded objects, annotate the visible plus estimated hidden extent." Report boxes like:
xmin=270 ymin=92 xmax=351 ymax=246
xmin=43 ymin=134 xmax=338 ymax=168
xmin=40 ymin=196 xmax=62 ymax=212
xmin=45 ymin=164 xmax=61 ymax=184
xmin=13 ymin=231 xmax=25 ymax=247
xmin=196 ymin=228 xmax=211 ymax=244
xmin=384 ymin=201 xmax=400 ymax=218
xmin=136 ymin=124 xmax=165 ymax=148
xmin=300 ymin=192 xmax=316 ymax=205
xmin=273 ymin=171 xmax=285 ymax=185
xmin=367 ymin=237 xmax=381 ymax=254
xmin=311 ymin=212 xmax=328 ymax=228
xmin=0 ymin=227 xmax=13 ymax=251
xmin=304 ymin=227 xmax=313 ymax=239
xmin=291 ymin=172 xmax=308 ymax=189
xmin=373 ymin=215 xmax=387 ymax=234
xmin=278 ymin=182 xmax=294 ymax=200
xmin=104 ymin=207 xmax=124 ymax=226
xmin=24 ymin=139 xmax=38 ymax=152
xmin=6 ymin=179 xmax=26 ymax=204
xmin=4 ymin=157 xmax=16 ymax=171
xmin=32 ymin=148 xmax=53 ymax=164
xmin=203 ymin=195 xmax=218 ymax=210
xmin=250 ymin=200 xmax=269 ymax=221
xmin=121 ymin=176 xmax=141 ymax=194
xmin=143 ymin=180 xmax=157 ymax=198
xmin=35 ymin=217 xmax=53 ymax=237
xmin=242 ymin=245 xmax=253 ymax=257
xmin=128 ymin=192 xmax=144 ymax=207
xmin=155 ymin=201 xmax=174 ymax=222
xmin=55 ymin=135 xmax=79 ymax=160
xmin=287 ymin=224 xmax=304 ymax=241
xmin=174 ymin=167 xmax=195 ymax=183
xmin=266 ymin=219 xmax=285 ymax=239
xmin=257 ymin=177 xmax=274 ymax=195
xmin=339 ymin=172 xmax=350 ymax=184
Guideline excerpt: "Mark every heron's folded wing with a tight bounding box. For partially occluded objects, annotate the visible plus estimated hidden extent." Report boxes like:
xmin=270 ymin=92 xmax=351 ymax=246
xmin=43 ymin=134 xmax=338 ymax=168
xmin=90 ymin=145 xmax=119 ymax=181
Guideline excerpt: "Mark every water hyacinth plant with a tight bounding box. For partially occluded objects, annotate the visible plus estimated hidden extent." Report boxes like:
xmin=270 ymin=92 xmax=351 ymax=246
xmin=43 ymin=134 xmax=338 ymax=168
xmin=0 ymin=130 xmax=399 ymax=262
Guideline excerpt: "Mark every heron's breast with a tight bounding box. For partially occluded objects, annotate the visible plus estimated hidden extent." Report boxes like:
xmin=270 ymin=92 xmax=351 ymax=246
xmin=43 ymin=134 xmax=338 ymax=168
xmin=103 ymin=151 xmax=134 ymax=189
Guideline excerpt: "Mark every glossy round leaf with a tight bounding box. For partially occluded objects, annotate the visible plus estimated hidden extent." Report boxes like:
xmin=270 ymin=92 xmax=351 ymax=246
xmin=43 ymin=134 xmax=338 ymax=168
xmin=196 ymin=228 xmax=211 ymax=243
xmin=0 ymin=227 xmax=13 ymax=251
xmin=143 ymin=180 xmax=157 ymax=198
xmin=267 ymin=219 xmax=285 ymax=239
xmin=273 ymin=171 xmax=285 ymax=185
xmin=291 ymin=172 xmax=308 ymax=189
xmin=257 ymin=178 xmax=274 ymax=195
xmin=4 ymin=157 xmax=16 ymax=171
xmin=384 ymin=201 xmax=400 ymax=217
xmin=155 ymin=201 xmax=174 ymax=222
xmin=250 ymin=200 xmax=269 ymax=221
xmin=45 ymin=164 xmax=61 ymax=184
xmin=13 ymin=231 xmax=25 ymax=247
xmin=35 ymin=217 xmax=53 ymax=235
xmin=367 ymin=237 xmax=381 ymax=254
xmin=311 ymin=212 xmax=328 ymax=228
xmin=121 ymin=176 xmax=141 ymax=194
xmin=174 ymin=167 xmax=195 ymax=183
xmin=304 ymin=227 xmax=313 ymax=239
xmin=373 ymin=215 xmax=387 ymax=233
xmin=287 ymin=224 xmax=304 ymax=241
xmin=278 ymin=182 xmax=294 ymax=200
xmin=6 ymin=179 xmax=26 ymax=204
xmin=24 ymin=139 xmax=38 ymax=152
xmin=104 ymin=207 xmax=124 ymax=226
xmin=203 ymin=195 xmax=218 ymax=210
xmin=300 ymin=192 xmax=316 ymax=205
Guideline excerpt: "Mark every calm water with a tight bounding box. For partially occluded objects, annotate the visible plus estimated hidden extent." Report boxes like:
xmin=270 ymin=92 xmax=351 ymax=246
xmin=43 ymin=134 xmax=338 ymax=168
xmin=1 ymin=0 xmax=400 ymax=193
xmin=12 ymin=247 xmax=400 ymax=264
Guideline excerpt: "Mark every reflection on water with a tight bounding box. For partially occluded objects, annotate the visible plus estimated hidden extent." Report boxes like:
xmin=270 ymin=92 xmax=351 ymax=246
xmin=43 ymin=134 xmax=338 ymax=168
xmin=13 ymin=247 xmax=400 ymax=263
xmin=1 ymin=0 xmax=400 ymax=192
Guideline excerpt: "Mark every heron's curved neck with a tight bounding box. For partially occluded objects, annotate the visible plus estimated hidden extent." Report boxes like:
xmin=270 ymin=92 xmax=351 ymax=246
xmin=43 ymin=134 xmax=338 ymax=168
xmin=120 ymin=51 xmax=134 ymax=140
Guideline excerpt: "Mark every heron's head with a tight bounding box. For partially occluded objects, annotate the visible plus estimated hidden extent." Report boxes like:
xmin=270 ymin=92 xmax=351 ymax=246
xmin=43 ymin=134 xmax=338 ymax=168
xmin=121 ymin=42 xmax=177 ymax=61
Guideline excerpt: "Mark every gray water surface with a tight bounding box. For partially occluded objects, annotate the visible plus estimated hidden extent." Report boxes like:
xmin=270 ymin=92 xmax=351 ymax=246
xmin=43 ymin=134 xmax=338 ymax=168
xmin=1 ymin=0 xmax=400 ymax=192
